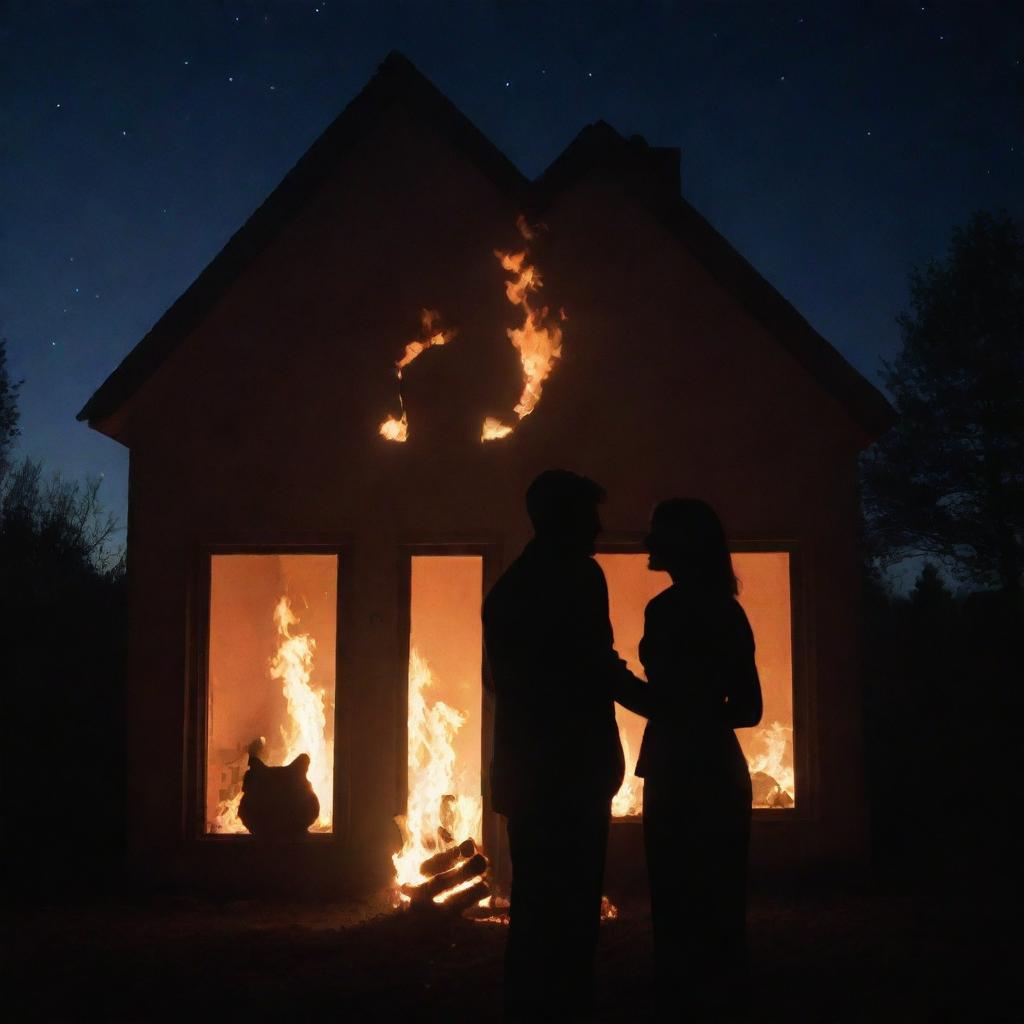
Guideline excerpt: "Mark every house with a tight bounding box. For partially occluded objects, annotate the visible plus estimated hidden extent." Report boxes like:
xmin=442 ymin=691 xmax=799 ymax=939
xmin=79 ymin=52 xmax=892 ymax=895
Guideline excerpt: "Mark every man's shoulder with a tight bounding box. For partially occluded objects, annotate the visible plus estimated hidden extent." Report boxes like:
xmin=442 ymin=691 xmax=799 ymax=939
xmin=484 ymin=547 xmax=605 ymax=615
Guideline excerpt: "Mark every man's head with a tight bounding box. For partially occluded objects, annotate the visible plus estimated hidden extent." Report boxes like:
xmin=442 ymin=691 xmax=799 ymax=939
xmin=525 ymin=469 xmax=606 ymax=555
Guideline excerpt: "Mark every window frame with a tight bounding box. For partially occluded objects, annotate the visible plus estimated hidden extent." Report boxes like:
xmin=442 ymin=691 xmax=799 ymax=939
xmin=596 ymin=536 xmax=814 ymax=823
xmin=189 ymin=539 xmax=354 ymax=842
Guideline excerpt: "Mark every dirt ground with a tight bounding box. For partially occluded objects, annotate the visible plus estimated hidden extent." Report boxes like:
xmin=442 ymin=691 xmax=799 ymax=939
xmin=6 ymin=878 xmax=1018 ymax=1022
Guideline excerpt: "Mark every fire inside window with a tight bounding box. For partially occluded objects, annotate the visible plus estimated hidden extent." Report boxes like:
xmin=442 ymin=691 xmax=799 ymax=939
xmin=205 ymin=554 xmax=338 ymax=835
xmin=597 ymin=552 xmax=795 ymax=815
xmin=394 ymin=555 xmax=484 ymax=893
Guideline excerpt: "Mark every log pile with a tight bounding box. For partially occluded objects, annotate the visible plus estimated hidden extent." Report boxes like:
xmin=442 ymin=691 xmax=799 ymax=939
xmin=399 ymin=797 xmax=490 ymax=916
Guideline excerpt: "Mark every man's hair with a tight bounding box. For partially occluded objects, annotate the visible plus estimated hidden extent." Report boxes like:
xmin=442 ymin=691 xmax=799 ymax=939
xmin=525 ymin=469 xmax=606 ymax=533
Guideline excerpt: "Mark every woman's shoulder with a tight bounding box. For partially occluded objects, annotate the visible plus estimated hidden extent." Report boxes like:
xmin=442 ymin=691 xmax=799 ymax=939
xmin=644 ymin=584 xmax=682 ymax=618
xmin=644 ymin=588 xmax=752 ymax=636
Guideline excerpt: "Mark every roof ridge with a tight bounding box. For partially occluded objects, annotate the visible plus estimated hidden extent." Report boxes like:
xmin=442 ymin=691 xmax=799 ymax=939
xmin=77 ymin=51 xmax=527 ymax=426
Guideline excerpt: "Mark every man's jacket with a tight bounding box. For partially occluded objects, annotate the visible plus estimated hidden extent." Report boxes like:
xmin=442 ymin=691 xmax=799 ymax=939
xmin=483 ymin=538 xmax=640 ymax=818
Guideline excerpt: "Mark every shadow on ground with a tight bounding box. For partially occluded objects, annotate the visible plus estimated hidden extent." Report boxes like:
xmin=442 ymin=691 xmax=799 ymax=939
xmin=6 ymin=875 xmax=1016 ymax=1021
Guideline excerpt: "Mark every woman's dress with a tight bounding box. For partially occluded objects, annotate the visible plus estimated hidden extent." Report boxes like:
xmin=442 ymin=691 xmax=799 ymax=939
xmin=635 ymin=584 xmax=763 ymax=1009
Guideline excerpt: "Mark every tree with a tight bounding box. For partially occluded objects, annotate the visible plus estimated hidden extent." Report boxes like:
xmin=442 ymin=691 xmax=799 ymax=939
xmin=861 ymin=210 xmax=1024 ymax=596
xmin=0 ymin=338 xmax=21 ymax=480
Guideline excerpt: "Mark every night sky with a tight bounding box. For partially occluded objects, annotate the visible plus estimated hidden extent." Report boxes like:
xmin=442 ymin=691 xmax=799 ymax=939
xmin=3 ymin=1 xmax=1021 ymax=529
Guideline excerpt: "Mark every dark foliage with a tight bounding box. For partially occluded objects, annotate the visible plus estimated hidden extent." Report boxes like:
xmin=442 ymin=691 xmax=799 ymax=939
xmin=1 ymin=351 xmax=127 ymax=900
xmin=861 ymin=210 xmax=1024 ymax=595
xmin=0 ymin=339 xmax=22 ymax=478
xmin=862 ymin=563 xmax=1018 ymax=883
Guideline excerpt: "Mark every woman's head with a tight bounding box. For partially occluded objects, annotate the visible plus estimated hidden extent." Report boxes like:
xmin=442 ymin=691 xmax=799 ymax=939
xmin=645 ymin=498 xmax=737 ymax=596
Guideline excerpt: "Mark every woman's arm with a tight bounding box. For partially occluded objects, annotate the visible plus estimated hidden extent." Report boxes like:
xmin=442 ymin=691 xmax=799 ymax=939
xmin=721 ymin=603 xmax=762 ymax=729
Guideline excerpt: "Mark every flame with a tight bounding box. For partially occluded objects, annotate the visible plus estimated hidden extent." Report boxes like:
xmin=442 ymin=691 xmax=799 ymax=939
xmin=746 ymin=721 xmax=795 ymax=807
xmin=212 ymin=791 xmax=243 ymax=833
xmin=379 ymin=310 xmax=456 ymax=442
xmin=489 ymin=215 xmax=564 ymax=431
xmin=480 ymin=416 xmax=513 ymax=442
xmin=393 ymin=649 xmax=482 ymax=899
xmin=379 ymin=415 xmax=408 ymax=442
xmin=611 ymin=721 xmax=644 ymax=817
xmin=209 ymin=596 xmax=334 ymax=833
xmin=608 ymin=717 xmax=795 ymax=817
xmin=273 ymin=596 xmax=333 ymax=829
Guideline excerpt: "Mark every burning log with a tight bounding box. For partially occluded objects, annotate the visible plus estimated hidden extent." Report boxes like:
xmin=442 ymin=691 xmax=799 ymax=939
xmin=442 ymin=880 xmax=490 ymax=915
xmin=402 ymin=852 xmax=487 ymax=904
xmin=419 ymin=838 xmax=476 ymax=878
xmin=439 ymin=794 xmax=457 ymax=835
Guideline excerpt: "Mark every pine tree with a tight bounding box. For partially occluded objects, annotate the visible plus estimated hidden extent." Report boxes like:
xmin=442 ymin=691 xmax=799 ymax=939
xmin=862 ymin=211 xmax=1024 ymax=595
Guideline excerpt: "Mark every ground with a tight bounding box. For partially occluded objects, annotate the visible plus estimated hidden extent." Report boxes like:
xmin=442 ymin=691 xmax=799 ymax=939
xmin=6 ymin=879 xmax=1017 ymax=1021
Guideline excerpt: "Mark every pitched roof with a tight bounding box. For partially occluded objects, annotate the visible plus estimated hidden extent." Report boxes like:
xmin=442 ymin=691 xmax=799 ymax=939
xmin=77 ymin=51 xmax=528 ymax=428
xmin=534 ymin=121 xmax=895 ymax=437
xmin=79 ymin=51 xmax=893 ymax=439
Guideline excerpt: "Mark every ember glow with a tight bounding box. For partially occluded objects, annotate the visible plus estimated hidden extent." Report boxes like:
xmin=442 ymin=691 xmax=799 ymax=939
xmin=488 ymin=215 xmax=565 ymax=436
xmin=379 ymin=309 xmax=456 ymax=442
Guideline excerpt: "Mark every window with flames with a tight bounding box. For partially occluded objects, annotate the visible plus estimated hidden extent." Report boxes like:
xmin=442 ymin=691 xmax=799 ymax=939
xmin=205 ymin=554 xmax=337 ymax=835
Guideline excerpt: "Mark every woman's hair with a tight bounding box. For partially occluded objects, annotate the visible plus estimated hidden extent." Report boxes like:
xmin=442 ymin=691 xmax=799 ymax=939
xmin=649 ymin=498 xmax=738 ymax=597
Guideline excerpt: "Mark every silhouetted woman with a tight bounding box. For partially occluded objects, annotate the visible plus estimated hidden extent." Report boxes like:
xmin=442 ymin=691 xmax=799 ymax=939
xmin=634 ymin=499 xmax=762 ymax=1016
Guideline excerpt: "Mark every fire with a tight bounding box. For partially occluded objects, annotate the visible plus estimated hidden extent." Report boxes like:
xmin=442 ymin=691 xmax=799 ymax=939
xmin=747 ymin=720 xmax=795 ymax=807
xmin=210 ymin=596 xmax=333 ymax=833
xmin=609 ymin=717 xmax=796 ymax=817
xmin=393 ymin=648 xmax=482 ymax=900
xmin=379 ymin=309 xmax=456 ymax=442
xmin=212 ymin=790 xmax=243 ymax=833
xmin=480 ymin=416 xmax=513 ymax=441
xmin=273 ymin=596 xmax=333 ymax=829
xmin=611 ymin=716 xmax=644 ymax=817
xmin=487 ymin=215 xmax=564 ymax=436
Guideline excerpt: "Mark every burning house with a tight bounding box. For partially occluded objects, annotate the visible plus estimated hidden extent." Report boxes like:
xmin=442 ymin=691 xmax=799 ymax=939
xmin=79 ymin=52 xmax=892 ymax=896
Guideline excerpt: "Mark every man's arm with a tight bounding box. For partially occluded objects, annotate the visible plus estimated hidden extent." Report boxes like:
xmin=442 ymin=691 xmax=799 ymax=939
xmin=577 ymin=559 xmax=655 ymax=717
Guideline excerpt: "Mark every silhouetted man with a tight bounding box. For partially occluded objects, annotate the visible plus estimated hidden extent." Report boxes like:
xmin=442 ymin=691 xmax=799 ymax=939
xmin=483 ymin=469 xmax=643 ymax=1018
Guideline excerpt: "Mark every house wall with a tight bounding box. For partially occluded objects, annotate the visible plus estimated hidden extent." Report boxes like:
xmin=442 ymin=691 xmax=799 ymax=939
xmin=115 ymin=104 xmax=868 ymax=893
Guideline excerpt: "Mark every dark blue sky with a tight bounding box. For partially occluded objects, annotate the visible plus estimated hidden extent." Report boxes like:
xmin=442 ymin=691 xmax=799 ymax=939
xmin=2 ymin=1 xmax=1021 ymax=529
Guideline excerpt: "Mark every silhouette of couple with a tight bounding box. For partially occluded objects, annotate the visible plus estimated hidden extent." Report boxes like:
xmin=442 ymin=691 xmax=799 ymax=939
xmin=484 ymin=470 xmax=763 ymax=1020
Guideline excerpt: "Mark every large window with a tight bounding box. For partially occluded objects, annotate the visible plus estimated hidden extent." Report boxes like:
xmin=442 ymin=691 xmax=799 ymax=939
xmin=393 ymin=555 xmax=484 ymax=887
xmin=597 ymin=551 xmax=795 ymax=814
xmin=205 ymin=554 xmax=338 ymax=834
